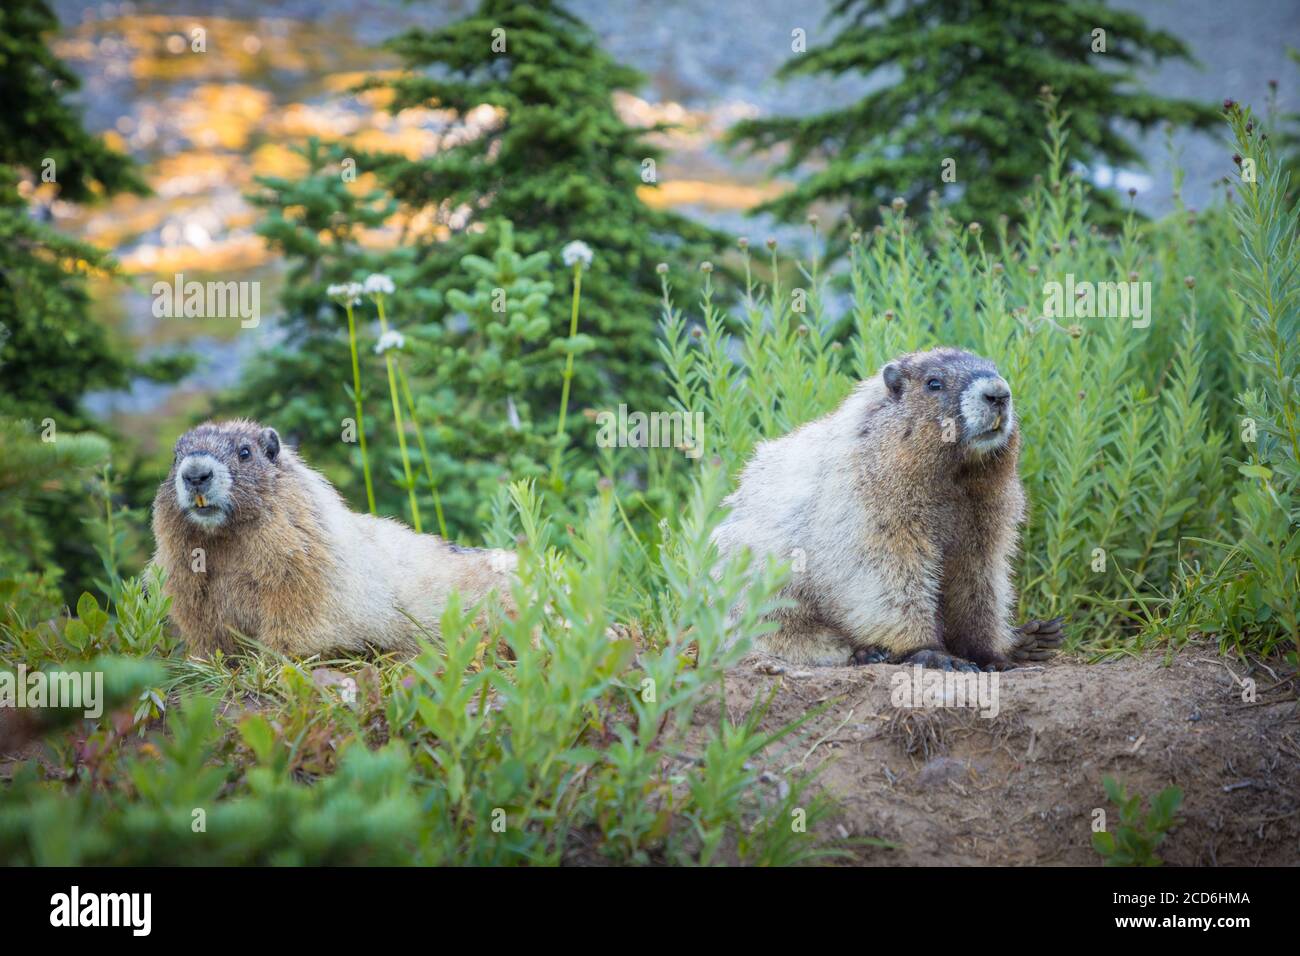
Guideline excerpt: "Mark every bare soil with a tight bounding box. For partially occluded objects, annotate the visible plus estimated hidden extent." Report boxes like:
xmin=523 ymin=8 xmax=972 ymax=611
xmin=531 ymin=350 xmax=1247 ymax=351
xmin=700 ymin=644 xmax=1300 ymax=865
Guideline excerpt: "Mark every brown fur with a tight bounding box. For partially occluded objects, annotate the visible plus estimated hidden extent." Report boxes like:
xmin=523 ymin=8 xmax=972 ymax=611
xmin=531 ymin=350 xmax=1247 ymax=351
xmin=151 ymin=420 xmax=516 ymax=658
xmin=855 ymin=350 xmax=1025 ymax=664
xmin=713 ymin=347 xmax=1047 ymax=669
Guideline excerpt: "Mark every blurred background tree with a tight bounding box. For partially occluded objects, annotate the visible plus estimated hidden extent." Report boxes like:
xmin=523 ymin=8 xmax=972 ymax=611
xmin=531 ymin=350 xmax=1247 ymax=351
xmin=358 ymin=0 xmax=725 ymax=419
xmin=0 ymin=0 xmax=149 ymax=429
xmin=726 ymin=0 xmax=1220 ymax=245
xmin=220 ymin=138 xmax=409 ymax=506
xmin=0 ymin=0 xmax=183 ymax=597
xmin=236 ymin=0 xmax=728 ymax=536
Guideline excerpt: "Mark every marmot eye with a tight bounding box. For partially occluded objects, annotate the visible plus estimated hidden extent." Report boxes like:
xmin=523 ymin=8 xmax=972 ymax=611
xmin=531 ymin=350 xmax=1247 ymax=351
xmin=926 ymin=378 xmax=944 ymax=391
xmin=239 ymin=446 xmax=251 ymax=460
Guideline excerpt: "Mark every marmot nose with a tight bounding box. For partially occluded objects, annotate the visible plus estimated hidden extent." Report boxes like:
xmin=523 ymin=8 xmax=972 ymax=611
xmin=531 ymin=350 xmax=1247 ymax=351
xmin=981 ymin=380 xmax=1010 ymax=409
xmin=182 ymin=464 xmax=213 ymax=490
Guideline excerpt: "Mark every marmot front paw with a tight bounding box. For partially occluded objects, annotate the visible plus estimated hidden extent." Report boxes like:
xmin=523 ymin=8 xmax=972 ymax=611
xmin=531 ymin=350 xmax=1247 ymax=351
xmin=900 ymin=648 xmax=981 ymax=672
xmin=1010 ymin=617 xmax=1065 ymax=662
xmin=850 ymin=645 xmax=890 ymax=665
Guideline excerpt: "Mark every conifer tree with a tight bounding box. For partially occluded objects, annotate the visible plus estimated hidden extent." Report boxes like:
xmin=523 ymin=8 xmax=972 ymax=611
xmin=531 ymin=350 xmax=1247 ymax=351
xmin=0 ymin=0 xmax=150 ymax=428
xmin=361 ymin=0 xmax=723 ymax=416
xmin=407 ymin=220 xmax=569 ymax=533
xmin=223 ymin=138 xmax=406 ymax=506
xmin=0 ymin=1 xmax=176 ymax=593
xmin=727 ymin=0 xmax=1219 ymax=240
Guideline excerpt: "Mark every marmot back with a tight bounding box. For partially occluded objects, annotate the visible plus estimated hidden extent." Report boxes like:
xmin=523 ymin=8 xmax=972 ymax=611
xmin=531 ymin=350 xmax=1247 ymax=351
xmin=712 ymin=347 xmax=1062 ymax=670
xmin=151 ymin=419 xmax=516 ymax=657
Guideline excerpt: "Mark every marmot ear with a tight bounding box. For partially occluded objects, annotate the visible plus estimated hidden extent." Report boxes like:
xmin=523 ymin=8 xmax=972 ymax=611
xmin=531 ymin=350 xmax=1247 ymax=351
xmin=261 ymin=427 xmax=281 ymax=462
xmin=882 ymin=362 xmax=904 ymax=399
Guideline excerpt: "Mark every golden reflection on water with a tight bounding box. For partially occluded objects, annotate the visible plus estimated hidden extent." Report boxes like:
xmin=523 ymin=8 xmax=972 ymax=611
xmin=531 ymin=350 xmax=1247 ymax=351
xmin=48 ymin=10 xmax=784 ymax=436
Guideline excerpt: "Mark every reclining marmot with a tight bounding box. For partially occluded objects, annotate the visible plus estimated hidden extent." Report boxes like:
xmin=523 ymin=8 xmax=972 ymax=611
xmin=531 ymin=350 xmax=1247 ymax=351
xmin=151 ymin=419 xmax=516 ymax=657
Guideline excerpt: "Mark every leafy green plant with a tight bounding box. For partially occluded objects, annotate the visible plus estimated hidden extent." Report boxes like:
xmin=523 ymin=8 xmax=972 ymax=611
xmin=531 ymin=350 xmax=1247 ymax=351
xmin=1222 ymin=105 xmax=1300 ymax=660
xmin=1 ymin=567 xmax=174 ymax=670
xmin=404 ymin=221 xmax=578 ymax=535
xmin=1091 ymin=776 xmax=1184 ymax=866
xmin=0 ymin=695 xmax=420 ymax=865
xmin=1140 ymin=106 xmax=1300 ymax=662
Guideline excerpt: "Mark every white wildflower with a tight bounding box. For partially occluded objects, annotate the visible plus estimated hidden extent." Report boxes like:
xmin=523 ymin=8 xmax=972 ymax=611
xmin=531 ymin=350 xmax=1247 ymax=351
xmin=363 ymin=274 xmax=396 ymax=297
xmin=374 ymin=330 xmax=405 ymax=354
xmin=327 ymin=282 xmax=362 ymax=305
xmin=561 ymin=240 xmax=593 ymax=269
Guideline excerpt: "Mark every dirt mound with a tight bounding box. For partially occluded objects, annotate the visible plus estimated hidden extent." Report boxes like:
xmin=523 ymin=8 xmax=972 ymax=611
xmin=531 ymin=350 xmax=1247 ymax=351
xmin=703 ymin=645 xmax=1300 ymax=865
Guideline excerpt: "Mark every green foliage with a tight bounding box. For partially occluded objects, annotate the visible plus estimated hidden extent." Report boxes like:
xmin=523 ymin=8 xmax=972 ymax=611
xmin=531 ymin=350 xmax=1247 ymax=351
xmin=220 ymin=138 xmax=409 ymax=506
xmin=3 ymin=654 xmax=167 ymax=744
xmin=727 ymin=0 xmax=1219 ymax=241
xmin=1129 ymin=108 xmax=1300 ymax=662
xmin=360 ymin=0 xmax=724 ymax=418
xmin=1 ymin=567 xmax=173 ymax=671
xmin=382 ymin=475 xmax=822 ymax=864
xmin=0 ymin=417 xmax=110 ymax=587
xmin=1091 ymin=776 xmax=1183 ymax=866
xmin=1218 ymin=106 xmax=1300 ymax=659
xmin=404 ymin=221 xmax=587 ymax=533
xmin=0 ymin=479 xmax=840 ymax=865
xmin=0 ymin=695 xmax=420 ymax=865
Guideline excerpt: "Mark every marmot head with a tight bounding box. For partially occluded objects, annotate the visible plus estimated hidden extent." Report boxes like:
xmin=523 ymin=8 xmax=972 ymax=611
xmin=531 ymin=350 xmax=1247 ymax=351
xmin=160 ymin=419 xmax=283 ymax=534
xmin=880 ymin=347 xmax=1015 ymax=457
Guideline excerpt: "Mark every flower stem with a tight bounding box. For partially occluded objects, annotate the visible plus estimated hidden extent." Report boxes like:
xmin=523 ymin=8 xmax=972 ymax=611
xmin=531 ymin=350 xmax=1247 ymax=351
xmin=397 ymin=362 xmax=448 ymax=539
xmin=376 ymin=296 xmax=421 ymax=532
xmin=344 ymin=301 xmax=376 ymax=514
xmin=551 ymin=262 xmax=583 ymax=485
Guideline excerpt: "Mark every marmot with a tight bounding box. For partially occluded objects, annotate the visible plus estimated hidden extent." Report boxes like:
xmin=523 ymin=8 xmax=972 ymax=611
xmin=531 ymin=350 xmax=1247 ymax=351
xmin=150 ymin=419 xmax=516 ymax=658
xmin=712 ymin=347 xmax=1063 ymax=671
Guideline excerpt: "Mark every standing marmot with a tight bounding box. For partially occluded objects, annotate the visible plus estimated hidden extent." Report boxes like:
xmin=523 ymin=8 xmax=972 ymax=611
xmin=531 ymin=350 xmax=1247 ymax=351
xmin=712 ymin=347 xmax=1063 ymax=671
xmin=151 ymin=419 xmax=516 ymax=657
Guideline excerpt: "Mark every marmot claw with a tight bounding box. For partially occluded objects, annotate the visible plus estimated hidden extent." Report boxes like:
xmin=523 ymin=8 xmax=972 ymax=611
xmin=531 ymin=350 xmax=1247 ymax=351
xmin=1010 ymin=617 xmax=1065 ymax=662
xmin=850 ymin=645 xmax=891 ymax=665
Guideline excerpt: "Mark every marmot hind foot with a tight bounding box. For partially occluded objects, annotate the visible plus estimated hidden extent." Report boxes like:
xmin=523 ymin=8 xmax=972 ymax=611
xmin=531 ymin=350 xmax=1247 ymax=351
xmin=1010 ymin=617 xmax=1066 ymax=663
